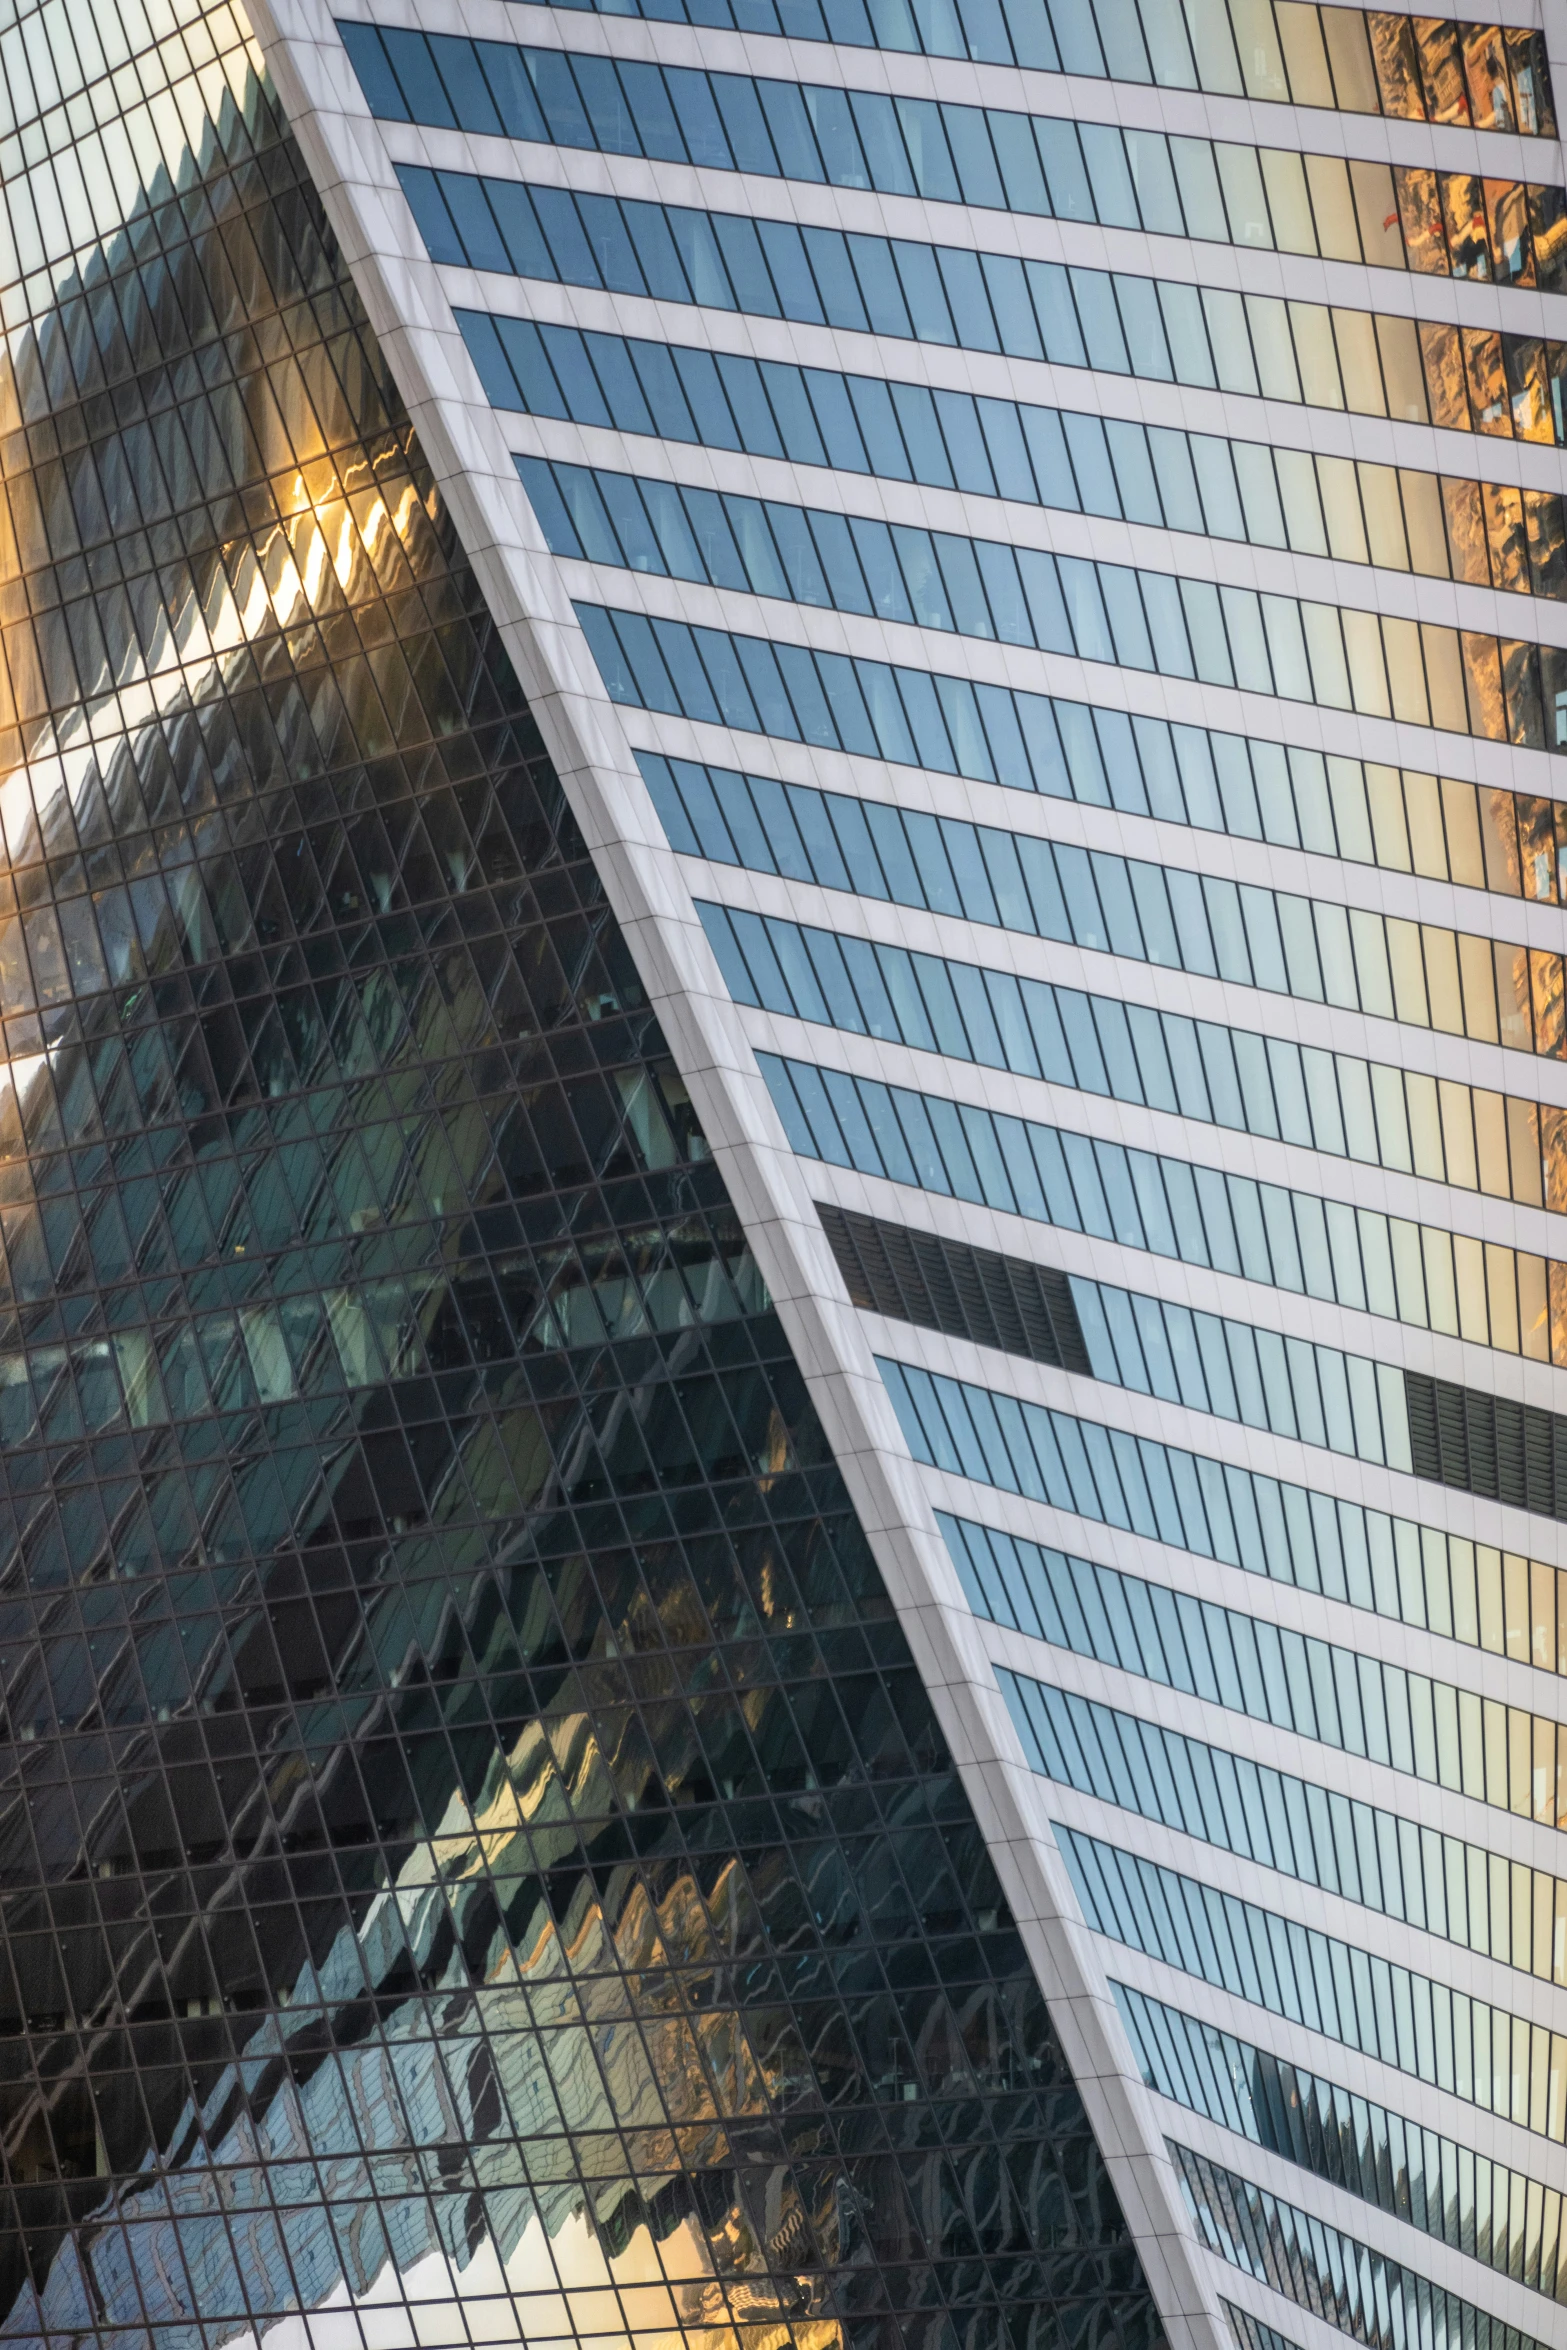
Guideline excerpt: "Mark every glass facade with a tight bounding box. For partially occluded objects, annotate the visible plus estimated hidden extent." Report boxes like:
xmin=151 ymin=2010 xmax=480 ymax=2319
xmin=760 ymin=1046 xmax=1565 ymax=1367
xmin=1054 ymin=1826 xmax=1567 ymax=2146
xmin=503 ymin=0 xmax=1556 ymax=130
xmin=0 ymin=11 xmax=1177 ymax=2350
xmin=998 ymin=1664 xmax=1567 ymax=1991
xmin=1171 ymin=2146 xmax=1548 ymax=2350
xmin=24 ymin=0 xmax=1567 ymax=2347
xmin=483 ymin=338 xmax=1567 ymax=608
xmin=698 ymin=901 xmax=1555 ymax=1217
xmin=403 ymin=171 xmax=1567 ymax=451
xmin=1114 ymin=1979 xmax=1566 ymax=2302
xmin=935 ymin=1519 xmax=1567 ymax=1836
xmin=342 ymin=26 xmax=1567 ymax=288
xmin=637 ymin=754 xmax=1565 ymax=1075
xmin=533 ymin=459 xmax=1566 ymax=733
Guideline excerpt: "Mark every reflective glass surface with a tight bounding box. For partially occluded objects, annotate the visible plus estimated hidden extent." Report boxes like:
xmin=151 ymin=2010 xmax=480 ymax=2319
xmin=1116 ymin=1981 xmax=1567 ymax=2304
xmin=759 ymin=1046 xmax=1564 ymax=1369
xmin=888 ymin=1330 xmax=1567 ymax=1525
xmin=525 ymin=0 xmax=1557 ymax=132
xmin=637 ymin=746 xmax=1567 ymax=1074
xmin=485 ymin=330 xmax=1567 ymax=606
xmin=1057 ymin=1828 xmax=1567 ymax=2147
xmin=998 ymin=1663 xmax=1567 ymax=1994
xmin=938 ymin=1515 xmax=1567 ymax=1834
xmin=547 ymin=477 xmax=1557 ymax=753
xmin=1173 ymin=2144 xmax=1546 ymax=2350
xmin=0 ymin=17 xmax=1173 ymax=2350
xmin=343 ymin=27 xmax=1567 ymax=288
xmin=422 ymin=180 xmax=1567 ymax=455
xmin=697 ymin=899 xmax=1556 ymax=1218
xmin=582 ymin=565 xmax=1565 ymax=771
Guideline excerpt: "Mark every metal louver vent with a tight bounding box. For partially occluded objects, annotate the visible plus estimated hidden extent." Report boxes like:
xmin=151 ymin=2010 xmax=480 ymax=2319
xmin=817 ymin=1202 xmax=1092 ymax=1375
xmin=1404 ymin=1371 xmax=1567 ymax=1519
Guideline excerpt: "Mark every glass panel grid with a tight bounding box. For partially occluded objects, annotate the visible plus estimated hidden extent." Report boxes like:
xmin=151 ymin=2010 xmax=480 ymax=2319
xmin=999 ymin=1663 xmax=1567 ymax=1993
xmin=1059 ymin=1824 xmax=1567 ymax=2149
xmin=484 ymin=326 xmax=1567 ymax=608
xmin=632 ymin=746 xmax=1567 ymax=1075
xmin=434 ymin=183 xmax=1567 ymax=455
xmin=1116 ymin=1979 xmax=1567 ymax=2304
xmin=347 ymin=26 xmax=1567 ymax=288
xmin=0 ymin=11 xmax=1176 ymax=2350
xmin=699 ymin=898 xmax=1557 ymax=1216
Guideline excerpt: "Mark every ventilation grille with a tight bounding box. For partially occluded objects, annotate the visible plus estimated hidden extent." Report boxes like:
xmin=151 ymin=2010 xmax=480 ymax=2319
xmin=1405 ymin=1371 xmax=1567 ymax=1519
xmin=817 ymin=1202 xmax=1091 ymax=1375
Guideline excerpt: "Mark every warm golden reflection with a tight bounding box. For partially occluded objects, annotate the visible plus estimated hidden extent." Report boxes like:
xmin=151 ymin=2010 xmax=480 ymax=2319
xmin=0 ymin=15 xmax=1157 ymax=2350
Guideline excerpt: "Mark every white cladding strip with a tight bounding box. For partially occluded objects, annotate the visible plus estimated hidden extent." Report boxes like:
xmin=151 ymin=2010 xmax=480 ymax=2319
xmin=428 ymin=236 xmax=1567 ymax=503
xmin=794 ymin=1147 xmax=1567 ymax=1411
xmin=703 ymin=995 xmax=1567 ymax=1263
xmin=341 ymin=0 xmax=1566 ymax=188
xmin=1037 ymin=1775 xmax=1567 ymax=2043
xmin=1145 ymin=2086 xmax=1567 ymax=2337
xmin=236 ymin=10 xmax=1238 ymax=2348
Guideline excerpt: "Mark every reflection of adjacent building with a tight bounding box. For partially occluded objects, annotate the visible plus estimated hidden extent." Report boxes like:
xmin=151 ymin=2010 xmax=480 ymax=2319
xmin=0 ymin=23 xmax=849 ymax=2347
xmin=3 ymin=1733 xmax=846 ymax=2350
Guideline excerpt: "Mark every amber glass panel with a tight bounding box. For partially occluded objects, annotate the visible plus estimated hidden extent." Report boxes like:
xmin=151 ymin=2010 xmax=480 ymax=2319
xmin=1462 ymin=632 xmax=1507 ymax=737
xmin=1481 ymin=791 xmax=1524 ymax=893
xmin=1495 ymin=940 xmax=1534 ymax=1046
xmin=1515 ymin=799 xmax=1558 ymax=902
xmin=1486 ymin=178 xmax=1534 ymax=282
xmin=1503 ymin=638 xmax=1546 ymax=746
xmin=1506 ymin=26 xmax=1556 ymax=135
xmin=1419 ymin=320 xmax=1470 ymax=424
xmin=1481 ymin=481 xmax=1529 ymax=591
xmin=1527 ymin=184 xmax=1567 ymax=291
xmin=1525 ymin=492 xmax=1567 ymax=599
xmin=1460 ymin=327 xmax=1509 ymax=429
xmin=1540 ymin=643 xmax=1567 ymax=751
xmin=1532 ymin=952 xmax=1567 ymax=1058
xmin=1415 ymin=16 xmax=1470 ymax=120
xmin=1464 ymin=21 xmax=1512 ymax=128
xmin=1369 ymin=10 xmax=1425 ymax=111
xmin=0 ymin=8 xmax=1172 ymax=2348
xmin=1506 ymin=337 xmax=1553 ymax=440
xmin=1545 ymin=1110 xmax=1567 ymax=1213
xmin=1441 ymin=172 xmax=1492 ymax=276
xmin=1397 ymin=165 xmax=1451 ymax=271
xmin=1441 ymin=478 xmax=1490 ymax=582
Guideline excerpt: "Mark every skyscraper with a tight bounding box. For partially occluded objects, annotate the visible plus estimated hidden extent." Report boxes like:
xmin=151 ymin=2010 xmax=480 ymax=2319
xmin=0 ymin=0 xmax=1561 ymax=2346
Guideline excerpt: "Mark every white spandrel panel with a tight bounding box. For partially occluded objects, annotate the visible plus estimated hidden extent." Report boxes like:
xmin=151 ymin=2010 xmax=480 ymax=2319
xmin=221 ymin=7 xmax=1567 ymax=2347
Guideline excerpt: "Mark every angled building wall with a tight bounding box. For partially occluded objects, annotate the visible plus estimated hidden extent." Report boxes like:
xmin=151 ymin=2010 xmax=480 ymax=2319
xmin=220 ymin=4 xmax=1567 ymax=2350
xmin=0 ymin=6 xmax=1188 ymax=2349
